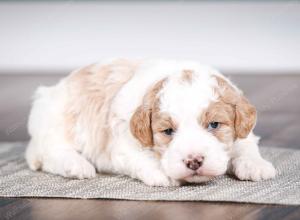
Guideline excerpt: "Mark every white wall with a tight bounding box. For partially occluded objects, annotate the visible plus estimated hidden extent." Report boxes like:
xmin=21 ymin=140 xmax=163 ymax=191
xmin=0 ymin=1 xmax=299 ymax=74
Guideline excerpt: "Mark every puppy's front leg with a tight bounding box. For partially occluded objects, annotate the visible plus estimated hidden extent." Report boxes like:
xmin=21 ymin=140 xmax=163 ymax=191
xmin=107 ymin=142 xmax=180 ymax=186
xmin=230 ymin=133 xmax=276 ymax=181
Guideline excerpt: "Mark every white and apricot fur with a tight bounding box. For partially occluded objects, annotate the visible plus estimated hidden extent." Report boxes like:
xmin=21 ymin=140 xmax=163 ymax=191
xmin=26 ymin=59 xmax=276 ymax=186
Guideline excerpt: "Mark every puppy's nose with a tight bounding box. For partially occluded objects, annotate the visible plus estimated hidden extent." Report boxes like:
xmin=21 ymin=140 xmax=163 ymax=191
xmin=185 ymin=155 xmax=204 ymax=171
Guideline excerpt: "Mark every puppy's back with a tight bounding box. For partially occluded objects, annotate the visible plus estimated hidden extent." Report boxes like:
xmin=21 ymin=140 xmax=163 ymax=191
xmin=26 ymin=59 xmax=138 ymax=171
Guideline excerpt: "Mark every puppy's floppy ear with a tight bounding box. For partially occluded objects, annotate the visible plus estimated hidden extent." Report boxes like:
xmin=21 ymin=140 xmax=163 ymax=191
xmin=130 ymin=79 xmax=166 ymax=147
xmin=214 ymin=75 xmax=257 ymax=139
xmin=130 ymin=105 xmax=153 ymax=147
xmin=234 ymin=96 xmax=257 ymax=139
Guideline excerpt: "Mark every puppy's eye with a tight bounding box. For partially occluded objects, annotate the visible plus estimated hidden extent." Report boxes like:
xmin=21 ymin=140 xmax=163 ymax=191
xmin=163 ymin=128 xmax=174 ymax=136
xmin=208 ymin=122 xmax=220 ymax=131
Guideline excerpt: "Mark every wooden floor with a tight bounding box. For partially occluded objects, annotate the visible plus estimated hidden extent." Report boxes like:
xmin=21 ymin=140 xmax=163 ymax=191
xmin=0 ymin=74 xmax=300 ymax=220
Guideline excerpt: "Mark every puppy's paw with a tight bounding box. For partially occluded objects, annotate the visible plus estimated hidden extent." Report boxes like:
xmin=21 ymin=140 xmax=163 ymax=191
xmin=63 ymin=156 xmax=96 ymax=179
xmin=140 ymin=169 xmax=180 ymax=187
xmin=232 ymin=157 xmax=276 ymax=181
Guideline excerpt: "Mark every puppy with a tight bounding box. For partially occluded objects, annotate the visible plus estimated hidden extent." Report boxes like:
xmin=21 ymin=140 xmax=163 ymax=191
xmin=26 ymin=59 xmax=276 ymax=186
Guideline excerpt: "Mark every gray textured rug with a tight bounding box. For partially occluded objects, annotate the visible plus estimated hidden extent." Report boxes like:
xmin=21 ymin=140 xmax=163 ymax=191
xmin=0 ymin=142 xmax=299 ymax=205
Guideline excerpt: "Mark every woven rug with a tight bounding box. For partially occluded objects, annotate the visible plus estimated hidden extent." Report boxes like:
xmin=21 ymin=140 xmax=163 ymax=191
xmin=0 ymin=142 xmax=299 ymax=205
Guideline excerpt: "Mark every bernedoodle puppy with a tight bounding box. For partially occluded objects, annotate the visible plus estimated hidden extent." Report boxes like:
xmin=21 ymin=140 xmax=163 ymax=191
xmin=26 ymin=59 xmax=276 ymax=186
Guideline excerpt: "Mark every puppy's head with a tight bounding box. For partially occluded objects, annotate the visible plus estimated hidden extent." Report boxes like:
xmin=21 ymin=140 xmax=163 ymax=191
xmin=130 ymin=68 xmax=256 ymax=183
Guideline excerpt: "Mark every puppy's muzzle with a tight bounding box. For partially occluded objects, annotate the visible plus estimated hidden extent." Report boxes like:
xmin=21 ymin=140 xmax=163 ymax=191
xmin=184 ymin=154 xmax=204 ymax=171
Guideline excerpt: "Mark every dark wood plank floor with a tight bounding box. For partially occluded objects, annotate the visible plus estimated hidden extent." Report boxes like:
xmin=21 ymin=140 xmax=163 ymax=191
xmin=0 ymin=74 xmax=300 ymax=220
xmin=1 ymin=198 xmax=300 ymax=220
